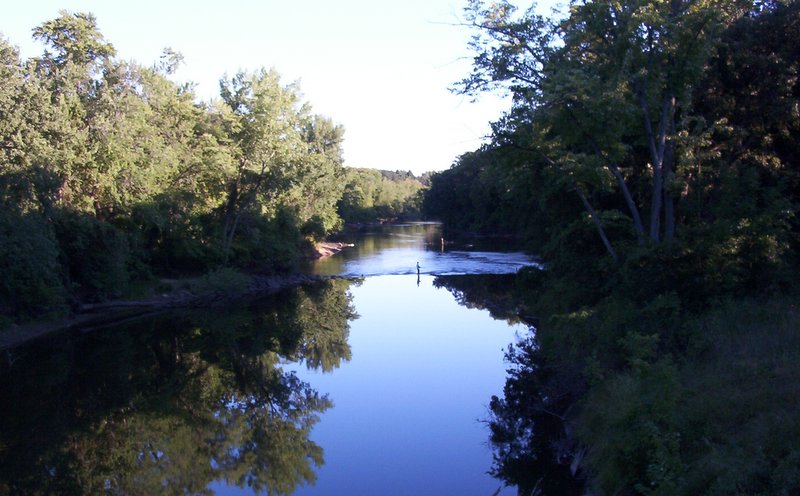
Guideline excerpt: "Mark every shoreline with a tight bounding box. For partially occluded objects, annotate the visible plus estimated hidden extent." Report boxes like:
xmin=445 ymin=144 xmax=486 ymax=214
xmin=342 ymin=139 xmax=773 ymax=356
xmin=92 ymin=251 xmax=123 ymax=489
xmin=1 ymin=240 xmax=358 ymax=352
xmin=0 ymin=273 xmax=354 ymax=352
xmin=313 ymin=241 xmax=354 ymax=258
xmin=0 ymin=274 xmax=350 ymax=351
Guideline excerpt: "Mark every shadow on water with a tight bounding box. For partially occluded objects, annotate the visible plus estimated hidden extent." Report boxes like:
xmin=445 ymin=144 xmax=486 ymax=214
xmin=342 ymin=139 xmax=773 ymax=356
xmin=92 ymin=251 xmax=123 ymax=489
xmin=433 ymin=274 xmax=524 ymax=323
xmin=0 ymin=279 xmax=356 ymax=495
xmin=433 ymin=274 xmax=587 ymax=496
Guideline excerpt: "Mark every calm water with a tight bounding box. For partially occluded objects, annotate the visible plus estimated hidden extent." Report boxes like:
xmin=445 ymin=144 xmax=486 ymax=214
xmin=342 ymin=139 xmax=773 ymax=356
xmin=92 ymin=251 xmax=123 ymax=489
xmin=0 ymin=223 xmax=536 ymax=495
xmin=304 ymin=222 xmax=537 ymax=277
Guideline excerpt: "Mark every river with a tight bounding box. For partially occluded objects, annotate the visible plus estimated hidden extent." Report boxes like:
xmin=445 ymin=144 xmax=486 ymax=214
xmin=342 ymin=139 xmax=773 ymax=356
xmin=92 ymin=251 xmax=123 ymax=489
xmin=0 ymin=222 xmax=537 ymax=495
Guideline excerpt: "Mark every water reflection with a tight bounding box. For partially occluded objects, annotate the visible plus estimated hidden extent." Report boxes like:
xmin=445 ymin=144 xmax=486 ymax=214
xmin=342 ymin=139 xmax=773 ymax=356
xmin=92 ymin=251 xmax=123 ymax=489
xmin=484 ymin=334 xmax=586 ymax=496
xmin=0 ymin=280 xmax=356 ymax=495
xmin=286 ymin=275 xmax=522 ymax=496
xmin=1 ymin=223 xmax=542 ymax=495
xmin=306 ymin=222 xmax=538 ymax=278
xmin=433 ymin=274 xmax=523 ymax=323
xmin=435 ymin=274 xmax=586 ymax=495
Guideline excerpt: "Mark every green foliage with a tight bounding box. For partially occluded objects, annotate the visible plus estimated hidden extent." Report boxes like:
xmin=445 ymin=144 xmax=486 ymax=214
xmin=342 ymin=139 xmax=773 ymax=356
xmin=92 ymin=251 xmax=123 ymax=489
xmin=189 ymin=267 xmax=251 ymax=296
xmin=32 ymin=10 xmax=115 ymax=69
xmin=216 ymin=69 xmax=346 ymax=257
xmin=424 ymin=148 xmax=546 ymax=239
xmin=52 ymin=210 xmax=130 ymax=301
xmin=571 ymin=293 xmax=800 ymax=495
xmin=0 ymin=212 xmax=64 ymax=318
xmin=430 ymin=0 xmax=800 ymax=301
xmin=128 ymin=193 xmax=224 ymax=274
xmin=448 ymin=0 xmax=790 ymax=261
xmin=675 ymin=296 xmax=800 ymax=495
xmin=216 ymin=207 xmax=301 ymax=272
xmin=0 ymin=12 xmax=352 ymax=320
xmin=338 ymin=168 xmax=426 ymax=223
xmin=430 ymin=2 xmax=800 ymax=495
xmin=579 ymin=360 xmax=684 ymax=495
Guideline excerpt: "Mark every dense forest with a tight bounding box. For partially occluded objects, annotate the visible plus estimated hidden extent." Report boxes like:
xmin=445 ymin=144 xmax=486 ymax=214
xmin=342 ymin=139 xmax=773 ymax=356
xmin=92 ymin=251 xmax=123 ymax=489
xmin=0 ymin=12 xmax=425 ymax=326
xmin=423 ymin=1 xmax=800 ymax=494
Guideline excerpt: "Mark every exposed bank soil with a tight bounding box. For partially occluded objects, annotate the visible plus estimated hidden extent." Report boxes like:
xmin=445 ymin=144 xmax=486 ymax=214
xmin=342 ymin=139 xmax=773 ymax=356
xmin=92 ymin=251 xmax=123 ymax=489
xmin=313 ymin=241 xmax=354 ymax=258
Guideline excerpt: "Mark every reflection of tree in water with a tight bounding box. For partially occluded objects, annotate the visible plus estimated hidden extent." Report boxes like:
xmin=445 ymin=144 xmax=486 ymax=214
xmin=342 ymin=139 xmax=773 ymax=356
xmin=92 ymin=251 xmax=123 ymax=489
xmin=487 ymin=336 xmax=586 ymax=495
xmin=433 ymin=274 xmax=585 ymax=495
xmin=433 ymin=274 xmax=522 ymax=323
xmin=0 ymin=279 xmax=356 ymax=495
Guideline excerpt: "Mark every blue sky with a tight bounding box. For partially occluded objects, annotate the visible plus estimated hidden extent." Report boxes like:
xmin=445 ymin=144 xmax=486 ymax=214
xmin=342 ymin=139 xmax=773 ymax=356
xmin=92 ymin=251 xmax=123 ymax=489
xmin=2 ymin=0 xmax=557 ymax=174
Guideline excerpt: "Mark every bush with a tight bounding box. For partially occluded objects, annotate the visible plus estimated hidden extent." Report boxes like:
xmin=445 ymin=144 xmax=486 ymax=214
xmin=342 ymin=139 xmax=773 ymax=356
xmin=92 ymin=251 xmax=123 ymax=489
xmin=128 ymin=196 xmax=224 ymax=275
xmin=0 ymin=212 xmax=65 ymax=319
xmin=189 ymin=267 xmax=251 ymax=296
xmin=579 ymin=360 xmax=684 ymax=495
xmin=229 ymin=208 xmax=303 ymax=272
xmin=53 ymin=210 xmax=130 ymax=301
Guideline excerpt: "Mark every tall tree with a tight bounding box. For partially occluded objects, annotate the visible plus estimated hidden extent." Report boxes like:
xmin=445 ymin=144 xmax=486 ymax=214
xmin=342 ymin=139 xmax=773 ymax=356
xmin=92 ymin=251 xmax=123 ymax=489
xmin=458 ymin=0 xmax=753 ymax=255
xmin=30 ymin=11 xmax=116 ymax=214
xmin=217 ymin=69 xmax=306 ymax=256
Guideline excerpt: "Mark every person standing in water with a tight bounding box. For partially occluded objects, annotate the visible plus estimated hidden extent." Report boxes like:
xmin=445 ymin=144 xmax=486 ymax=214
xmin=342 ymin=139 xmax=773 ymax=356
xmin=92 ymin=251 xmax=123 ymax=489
xmin=416 ymin=262 xmax=420 ymax=275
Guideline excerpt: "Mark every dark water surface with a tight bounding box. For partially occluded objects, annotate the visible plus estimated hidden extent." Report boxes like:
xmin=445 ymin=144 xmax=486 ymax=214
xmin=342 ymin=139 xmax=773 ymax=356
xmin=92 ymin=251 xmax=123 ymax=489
xmin=0 ymin=223 xmax=536 ymax=495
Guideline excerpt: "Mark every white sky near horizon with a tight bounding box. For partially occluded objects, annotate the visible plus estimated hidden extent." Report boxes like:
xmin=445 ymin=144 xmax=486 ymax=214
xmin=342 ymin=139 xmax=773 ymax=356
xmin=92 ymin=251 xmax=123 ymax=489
xmin=2 ymin=0 xmax=559 ymax=175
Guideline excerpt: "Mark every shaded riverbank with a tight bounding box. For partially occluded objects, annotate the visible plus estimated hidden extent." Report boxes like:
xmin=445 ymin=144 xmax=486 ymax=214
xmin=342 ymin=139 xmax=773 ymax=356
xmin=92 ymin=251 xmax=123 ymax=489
xmin=0 ymin=272 xmax=353 ymax=352
xmin=0 ymin=239 xmax=358 ymax=351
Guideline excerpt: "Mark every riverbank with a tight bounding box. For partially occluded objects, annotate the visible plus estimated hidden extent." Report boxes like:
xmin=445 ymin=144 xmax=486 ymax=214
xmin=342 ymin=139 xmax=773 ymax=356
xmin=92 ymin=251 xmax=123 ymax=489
xmin=0 ymin=271 xmax=357 ymax=352
xmin=314 ymin=241 xmax=354 ymax=258
xmin=0 ymin=238 xmax=359 ymax=351
xmin=485 ymin=266 xmax=800 ymax=494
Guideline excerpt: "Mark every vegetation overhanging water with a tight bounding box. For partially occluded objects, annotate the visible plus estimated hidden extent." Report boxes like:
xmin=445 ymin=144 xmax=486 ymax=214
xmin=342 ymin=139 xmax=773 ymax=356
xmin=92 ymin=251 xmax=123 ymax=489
xmin=0 ymin=223 xmax=537 ymax=495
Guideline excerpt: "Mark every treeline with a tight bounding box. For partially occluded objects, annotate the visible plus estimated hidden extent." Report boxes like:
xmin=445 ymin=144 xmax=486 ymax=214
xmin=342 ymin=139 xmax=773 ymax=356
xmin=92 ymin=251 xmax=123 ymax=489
xmin=425 ymin=1 xmax=800 ymax=494
xmin=0 ymin=12 xmax=410 ymax=323
xmin=337 ymin=168 xmax=428 ymax=224
xmin=423 ymin=148 xmax=542 ymax=237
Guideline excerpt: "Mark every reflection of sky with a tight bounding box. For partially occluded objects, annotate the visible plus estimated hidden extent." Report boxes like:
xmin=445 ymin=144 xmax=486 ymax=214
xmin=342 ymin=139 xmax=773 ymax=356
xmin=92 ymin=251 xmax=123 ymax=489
xmin=290 ymin=275 xmax=521 ymax=496
xmin=334 ymin=248 xmax=536 ymax=278
xmin=306 ymin=223 xmax=540 ymax=277
xmin=211 ymin=275 xmax=522 ymax=495
xmin=213 ymin=223 xmax=530 ymax=495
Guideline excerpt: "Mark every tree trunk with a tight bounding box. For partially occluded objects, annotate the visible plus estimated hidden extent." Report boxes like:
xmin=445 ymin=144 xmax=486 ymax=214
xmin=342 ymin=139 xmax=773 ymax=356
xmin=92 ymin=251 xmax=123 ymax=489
xmin=663 ymin=134 xmax=676 ymax=241
xmin=607 ymin=161 xmax=646 ymax=244
xmin=575 ymin=186 xmax=618 ymax=263
xmin=222 ymin=157 xmax=271 ymax=258
xmin=221 ymin=173 xmax=242 ymax=258
xmin=639 ymin=90 xmax=675 ymax=243
xmin=542 ymin=152 xmax=619 ymax=262
xmin=565 ymin=108 xmax=646 ymax=244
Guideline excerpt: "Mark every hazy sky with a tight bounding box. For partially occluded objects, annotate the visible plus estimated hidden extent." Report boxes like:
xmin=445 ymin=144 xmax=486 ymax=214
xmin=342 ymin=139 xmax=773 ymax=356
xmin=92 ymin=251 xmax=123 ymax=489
xmin=2 ymin=1 xmax=556 ymax=174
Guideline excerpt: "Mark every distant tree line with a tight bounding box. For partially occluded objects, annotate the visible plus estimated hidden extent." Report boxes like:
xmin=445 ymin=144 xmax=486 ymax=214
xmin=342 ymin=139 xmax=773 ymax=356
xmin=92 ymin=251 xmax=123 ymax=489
xmin=424 ymin=1 xmax=800 ymax=494
xmin=337 ymin=168 xmax=428 ymax=224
